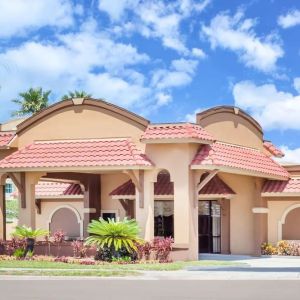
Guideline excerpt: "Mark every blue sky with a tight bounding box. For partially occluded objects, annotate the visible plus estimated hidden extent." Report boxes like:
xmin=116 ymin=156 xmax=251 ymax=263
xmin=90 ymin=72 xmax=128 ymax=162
xmin=0 ymin=0 xmax=300 ymax=162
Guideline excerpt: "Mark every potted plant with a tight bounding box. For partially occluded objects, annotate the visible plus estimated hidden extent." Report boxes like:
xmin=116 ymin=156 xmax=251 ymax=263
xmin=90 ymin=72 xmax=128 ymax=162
xmin=85 ymin=218 xmax=143 ymax=261
xmin=12 ymin=225 xmax=49 ymax=257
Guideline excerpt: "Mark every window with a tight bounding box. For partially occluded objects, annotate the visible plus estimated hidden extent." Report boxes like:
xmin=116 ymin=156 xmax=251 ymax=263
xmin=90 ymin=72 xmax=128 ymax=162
xmin=101 ymin=210 xmax=118 ymax=221
xmin=5 ymin=183 xmax=13 ymax=194
xmin=154 ymin=201 xmax=174 ymax=238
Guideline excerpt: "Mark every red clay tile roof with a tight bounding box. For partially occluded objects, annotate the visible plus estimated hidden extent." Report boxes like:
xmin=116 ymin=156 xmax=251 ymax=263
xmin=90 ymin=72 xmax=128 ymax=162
xmin=0 ymin=132 xmax=15 ymax=148
xmin=110 ymin=173 xmax=234 ymax=197
xmin=262 ymin=178 xmax=300 ymax=194
xmin=0 ymin=138 xmax=153 ymax=170
xmin=141 ymin=123 xmax=215 ymax=142
xmin=263 ymin=141 xmax=284 ymax=158
xmin=35 ymin=181 xmax=83 ymax=198
xmin=191 ymin=142 xmax=289 ymax=179
xmin=199 ymin=175 xmax=235 ymax=196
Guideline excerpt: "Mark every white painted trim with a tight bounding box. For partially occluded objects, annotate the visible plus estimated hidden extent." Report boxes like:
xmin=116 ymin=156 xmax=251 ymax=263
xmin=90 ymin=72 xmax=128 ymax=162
xmin=278 ymin=203 xmax=300 ymax=241
xmin=35 ymin=195 xmax=83 ymax=200
xmin=47 ymin=204 xmax=83 ymax=239
xmin=83 ymin=208 xmax=96 ymax=213
xmin=72 ymin=98 xmax=84 ymax=105
xmin=101 ymin=210 xmax=119 ymax=219
xmin=111 ymin=195 xmax=136 ymax=200
xmin=252 ymin=207 xmax=269 ymax=214
xmin=198 ymin=194 xmax=234 ymax=200
xmin=191 ymin=164 xmax=288 ymax=181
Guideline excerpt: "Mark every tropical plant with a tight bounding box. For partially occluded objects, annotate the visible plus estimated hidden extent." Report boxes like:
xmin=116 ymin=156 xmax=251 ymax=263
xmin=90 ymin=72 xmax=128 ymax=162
xmin=71 ymin=240 xmax=87 ymax=258
xmin=85 ymin=218 xmax=143 ymax=255
xmin=61 ymin=90 xmax=91 ymax=100
xmin=52 ymin=230 xmax=65 ymax=257
xmin=13 ymin=248 xmax=25 ymax=259
xmin=11 ymin=87 xmax=51 ymax=117
xmin=12 ymin=226 xmax=49 ymax=239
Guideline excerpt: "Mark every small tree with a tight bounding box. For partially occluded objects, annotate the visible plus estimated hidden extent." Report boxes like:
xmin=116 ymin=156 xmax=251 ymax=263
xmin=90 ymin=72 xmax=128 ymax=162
xmin=85 ymin=218 xmax=143 ymax=258
xmin=61 ymin=90 xmax=91 ymax=100
xmin=12 ymin=225 xmax=49 ymax=257
xmin=11 ymin=87 xmax=51 ymax=117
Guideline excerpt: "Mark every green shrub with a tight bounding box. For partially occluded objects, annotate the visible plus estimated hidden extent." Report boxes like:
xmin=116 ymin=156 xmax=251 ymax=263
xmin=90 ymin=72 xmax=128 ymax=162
xmin=85 ymin=218 xmax=143 ymax=257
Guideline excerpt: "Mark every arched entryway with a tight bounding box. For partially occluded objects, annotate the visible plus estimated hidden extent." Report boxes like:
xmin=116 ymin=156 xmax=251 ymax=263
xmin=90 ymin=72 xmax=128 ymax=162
xmin=48 ymin=205 xmax=83 ymax=240
xmin=282 ymin=206 xmax=300 ymax=240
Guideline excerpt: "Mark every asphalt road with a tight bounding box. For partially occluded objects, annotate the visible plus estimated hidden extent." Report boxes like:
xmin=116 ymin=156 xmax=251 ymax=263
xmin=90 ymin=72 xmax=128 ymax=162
xmin=1 ymin=280 xmax=300 ymax=300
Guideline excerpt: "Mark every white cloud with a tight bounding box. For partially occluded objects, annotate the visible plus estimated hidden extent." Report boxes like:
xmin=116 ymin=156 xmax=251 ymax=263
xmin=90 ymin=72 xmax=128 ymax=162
xmin=192 ymin=47 xmax=206 ymax=58
xmin=293 ymin=77 xmax=300 ymax=93
xmin=278 ymin=10 xmax=300 ymax=29
xmin=184 ymin=107 xmax=204 ymax=122
xmin=151 ymin=59 xmax=198 ymax=89
xmin=0 ymin=20 xmax=152 ymax=119
xmin=155 ymin=92 xmax=172 ymax=106
xmin=202 ymin=10 xmax=284 ymax=72
xmin=98 ymin=0 xmax=210 ymax=54
xmin=0 ymin=0 xmax=74 ymax=38
xmin=233 ymin=80 xmax=300 ymax=130
xmin=276 ymin=146 xmax=300 ymax=164
xmin=98 ymin=0 xmax=138 ymax=21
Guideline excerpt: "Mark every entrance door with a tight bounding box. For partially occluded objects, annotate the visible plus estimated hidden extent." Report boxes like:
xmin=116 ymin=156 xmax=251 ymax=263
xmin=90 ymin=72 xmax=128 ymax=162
xmin=198 ymin=201 xmax=221 ymax=253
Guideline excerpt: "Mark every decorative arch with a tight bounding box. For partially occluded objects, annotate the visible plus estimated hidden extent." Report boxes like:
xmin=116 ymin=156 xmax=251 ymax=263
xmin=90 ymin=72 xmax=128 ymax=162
xmin=47 ymin=205 xmax=83 ymax=239
xmin=16 ymin=98 xmax=149 ymax=134
xmin=277 ymin=203 xmax=300 ymax=241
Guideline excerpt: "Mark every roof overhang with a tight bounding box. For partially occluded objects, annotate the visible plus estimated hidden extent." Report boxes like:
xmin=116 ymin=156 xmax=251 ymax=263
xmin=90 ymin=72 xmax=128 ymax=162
xmin=191 ymin=164 xmax=289 ymax=181
xmin=0 ymin=165 xmax=153 ymax=173
xmin=35 ymin=195 xmax=84 ymax=200
xmin=198 ymin=194 xmax=234 ymax=200
xmin=140 ymin=137 xmax=214 ymax=144
xmin=262 ymin=192 xmax=300 ymax=197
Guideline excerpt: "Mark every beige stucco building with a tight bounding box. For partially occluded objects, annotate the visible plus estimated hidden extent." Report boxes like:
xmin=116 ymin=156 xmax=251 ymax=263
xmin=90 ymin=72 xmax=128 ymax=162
xmin=0 ymin=98 xmax=300 ymax=260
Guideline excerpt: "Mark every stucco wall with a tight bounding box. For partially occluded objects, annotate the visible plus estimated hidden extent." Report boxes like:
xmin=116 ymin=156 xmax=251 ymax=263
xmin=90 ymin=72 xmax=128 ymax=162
xmin=197 ymin=111 xmax=263 ymax=150
xmin=219 ymin=173 xmax=258 ymax=255
xmin=267 ymin=199 xmax=300 ymax=244
xmin=17 ymin=105 xmax=145 ymax=148
xmin=101 ymin=173 xmax=129 ymax=219
xmin=35 ymin=200 xmax=84 ymax=235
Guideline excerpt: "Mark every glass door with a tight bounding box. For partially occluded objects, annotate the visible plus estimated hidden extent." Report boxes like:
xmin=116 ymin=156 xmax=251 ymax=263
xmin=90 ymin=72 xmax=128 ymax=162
xmin=198 ymin=201 xmax=221 ymax=253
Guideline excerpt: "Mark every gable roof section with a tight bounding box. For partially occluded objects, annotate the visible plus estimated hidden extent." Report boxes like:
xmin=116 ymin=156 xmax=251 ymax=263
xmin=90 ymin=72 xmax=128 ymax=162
xmin=110 ymin=173 xmax=234 ymax=198
xmin=141 ymin=123 xmax=215 ymax=143
xmin=262 ymin=178 xmax=300 ymax=196
xmin=191 ymin=142 xmax=289 ymax=180
xmin=199 ymin=175 xmax=235 ymax=196
xmin=35 ymin=181 xmax=83 ymax=198
xmin=263 ymin=141 xmax=285 ymax=158
xmin=0 ymin=138 xmax=153 ymax=171
xmin=16 ymin=98 xmax=149 ymax=134
xmin=0 ymin=132 xmax=15 ymax=148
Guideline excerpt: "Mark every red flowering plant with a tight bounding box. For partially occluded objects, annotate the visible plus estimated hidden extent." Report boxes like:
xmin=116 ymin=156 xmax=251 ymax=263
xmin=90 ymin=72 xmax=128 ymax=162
xmin=71 ymin=240 xmax=87 ymax=258
xmin=52 ymin=230 xmax=65 ymax=257
xmin=152 ymin=237 xmax=174 ymax=263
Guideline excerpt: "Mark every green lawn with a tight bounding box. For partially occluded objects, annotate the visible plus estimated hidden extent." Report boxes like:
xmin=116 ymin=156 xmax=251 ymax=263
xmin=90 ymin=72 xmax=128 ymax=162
xmin=0 ymin=269 xmax=138 ymax=277
xmin=6 ymin=198 xmax=18 ymax=220
xmin=0 ymin=259 xmax=242 ymax=272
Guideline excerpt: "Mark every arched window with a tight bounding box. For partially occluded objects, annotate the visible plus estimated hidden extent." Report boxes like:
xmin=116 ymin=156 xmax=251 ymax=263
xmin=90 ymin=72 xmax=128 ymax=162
xmin=154 ymin=171 xmax=174 ymax=238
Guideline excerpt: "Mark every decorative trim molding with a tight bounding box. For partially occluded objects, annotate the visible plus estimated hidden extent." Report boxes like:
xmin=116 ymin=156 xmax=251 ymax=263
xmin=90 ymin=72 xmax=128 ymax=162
xmin=278 ymin=203 xmax=300 ymax=241
xmin=83 ymin=208 xmax=96 ymax=213
xmin=47 ymin=205 xmax=83 ymax=239
xmin=252 ymin=207 xmax=269 ymax=214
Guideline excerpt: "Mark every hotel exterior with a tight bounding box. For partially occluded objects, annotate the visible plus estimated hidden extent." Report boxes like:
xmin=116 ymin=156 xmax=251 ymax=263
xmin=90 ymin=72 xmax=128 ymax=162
xmin=0 ymin=98 xmax=299 ymax=260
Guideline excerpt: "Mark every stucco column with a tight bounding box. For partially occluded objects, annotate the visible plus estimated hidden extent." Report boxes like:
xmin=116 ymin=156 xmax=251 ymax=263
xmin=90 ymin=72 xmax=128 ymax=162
xmin=0 ymin=184 xmax=5 ymax=240
xmin=18 ymin=172 xmax=43 ymax=229
xmin=252 ymin=178 xmax=268 ymax=256
xmin=135 ymin=170 xmax=154 ymax=240
xmin=173 ymin=168 xmax=198 ymax=260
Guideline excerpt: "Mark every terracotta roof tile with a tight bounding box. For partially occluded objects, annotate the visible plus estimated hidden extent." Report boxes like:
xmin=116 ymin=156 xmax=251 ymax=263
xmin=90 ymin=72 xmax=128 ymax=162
xmin=199 ymin=175 xmax=235 ymax=195
xmin=262 ymin=178 xmax=300 ymax=194
xmin=35 ymin=181 xmax=83 ymax=197
xmin=263 ymin=141 xmax=284 ymax=158
xmin=191 ymin=142 xmax=289 ymax=179
xmin=110 ymin=173 xmax=234 ymax=197
xmin=0 ymin=132 xmax=15 ymax=147
xmin=0 ymin=138 xmax=153 ymax=170
xmin=141 ymin=123 xmax=214 ymax=142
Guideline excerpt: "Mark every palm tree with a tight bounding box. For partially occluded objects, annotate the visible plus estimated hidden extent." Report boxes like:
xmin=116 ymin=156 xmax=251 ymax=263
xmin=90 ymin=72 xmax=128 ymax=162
xmin=12 ymin=225 xmax=49 ymax=257
xmin=85 ymin=218 xmax=143 ymax=255
xmin=61 ymin=90 xmax=91 ymax=100
xmin=11 ymin=87 xmax=51 ymax=117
